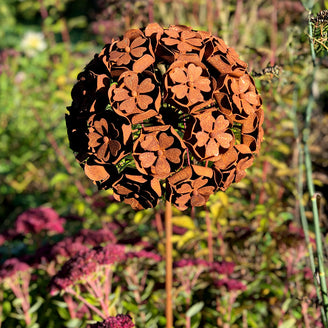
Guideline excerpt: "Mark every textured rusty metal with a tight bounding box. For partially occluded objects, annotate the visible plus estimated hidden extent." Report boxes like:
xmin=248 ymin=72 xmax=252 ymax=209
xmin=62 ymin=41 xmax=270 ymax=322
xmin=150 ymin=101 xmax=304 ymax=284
xmin=66 ymin=24 xmax=264 ymax=210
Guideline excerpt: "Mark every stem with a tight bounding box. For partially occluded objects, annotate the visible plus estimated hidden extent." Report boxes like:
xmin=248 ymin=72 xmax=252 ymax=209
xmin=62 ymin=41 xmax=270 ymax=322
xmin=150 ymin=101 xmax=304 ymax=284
xmin=155 ymin=208 xmax=164 ymax=237
xmin=292 ymin=83 xmax=328 ymax=328
xmin=87 ymin=278 xmax=109 ymax=316
xmin=67 ymin=287 xmax=106 ymax=319
xmin=9 ymin=280 xmax=31 ymax=325
xmin=270 ymin=0 xmax=278 ymax=65
xmin=303 ymin=6 xmax=328 ymax=325
xmin=205 ymin=205 xmax=214 ymax=262
xmin=165 ymin=200 xmax=173 ymax=328
xmin=104 ymin=267 xmax=112 ymax=311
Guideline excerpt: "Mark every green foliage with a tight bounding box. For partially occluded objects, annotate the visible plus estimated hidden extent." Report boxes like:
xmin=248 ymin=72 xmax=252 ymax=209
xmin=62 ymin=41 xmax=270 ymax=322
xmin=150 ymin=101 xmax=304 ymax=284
xmin=1 ymin=0 xmax=328 ymax=327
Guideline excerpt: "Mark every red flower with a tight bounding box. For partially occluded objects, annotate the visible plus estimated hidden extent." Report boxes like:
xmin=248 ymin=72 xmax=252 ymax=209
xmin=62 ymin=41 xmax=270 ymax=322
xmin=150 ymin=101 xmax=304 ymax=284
xmin=49 ymin=244 xmax=126 ymax=294
xmin=0 ymin=258 xmax=30 ymax=281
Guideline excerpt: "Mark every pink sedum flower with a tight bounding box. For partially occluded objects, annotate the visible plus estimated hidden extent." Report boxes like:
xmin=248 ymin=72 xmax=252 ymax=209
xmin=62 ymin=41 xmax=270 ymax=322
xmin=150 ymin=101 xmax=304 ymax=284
xmin=0 ymin=258 xmax=30 ymax=281
xmin=49 ymin=244 xmax=125 ymax=294
xmin=15 ymin=207 xmax=66 ymax=234
xmin=89 ymin=314 xmax=135 ymax=328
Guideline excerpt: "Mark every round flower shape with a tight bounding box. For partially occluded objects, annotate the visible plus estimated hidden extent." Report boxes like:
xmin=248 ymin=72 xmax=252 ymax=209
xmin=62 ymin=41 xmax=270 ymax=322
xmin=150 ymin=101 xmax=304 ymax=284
xmin=66 ymin=24 xmax=264 ymax=210
xmin=111 ymin=168 xmax=162 ymax=210
xmin=184 ymin=107 xmax=234 ymax=161
xmin=105 ymin=29 xmax=155 ymax=76
xmin=133 ymin=125 xmax=187 ymax=179
xmin=161 ymin=25 xmax=203 ymax=54
xmin=213 ymin=144 xmax=254 ymax=190
xmin=204 ymin=36 xmax=247 ymax=77
xmin=167 ymin=165 xmax=218 ymax=211
xmin=81 ymin=156 xmax=120 ymax=187
xmin=87 ymin=111 xmax=132 ymax=164
xmin=90 ymin=314 xmax=135 ymax=328
xmin=164 ymin=60 xmax=214 ymax=112
xmin=68 ymin=71 xmax=111 ymax=116
xmin=214 ymin=73 xmax=262 ymax=120
xmin=109 ymin=71 xmax=161 ymax=124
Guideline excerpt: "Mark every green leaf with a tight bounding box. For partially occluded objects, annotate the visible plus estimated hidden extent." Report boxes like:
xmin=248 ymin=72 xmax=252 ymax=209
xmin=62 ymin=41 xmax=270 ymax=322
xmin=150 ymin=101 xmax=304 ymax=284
xmin=177 ymin=230 xmax=196 ymax=249
xmin=28 ymin=297 xmax=43 ymax=314
xmin=66 ymin=318 xmax=82 ymax=328
xmin=141 ymin=279 xmax=155 ymax=301
xmin=122 ymin=300 xmax=139 ymax=313
xmin=282 ymin=298 xmax=292 ymax=313
xmin=50 ymin=172 xmax=69 ymax=186
xmin=279 ymin=318 xmax=296 ymax=328
xmin=171 ymin=215 xmax=195 ymax=229
xmin=2 ymin=300 xmax=11 ymax=316
xmin=27 ymin=323 xmax=39 ymax=328
xmin=186 ymin=301 xmax=204 ymax=318
xmin=57 ymin=306 xmax=70 ymax=320
xmin=134 ymin=210 xmax=146 ymax=224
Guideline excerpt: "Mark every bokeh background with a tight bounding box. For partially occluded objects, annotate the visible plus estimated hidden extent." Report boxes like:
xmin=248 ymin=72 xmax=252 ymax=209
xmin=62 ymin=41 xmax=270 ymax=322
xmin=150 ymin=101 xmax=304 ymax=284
xmin=1 ymin=0 xmax=328 ymax=327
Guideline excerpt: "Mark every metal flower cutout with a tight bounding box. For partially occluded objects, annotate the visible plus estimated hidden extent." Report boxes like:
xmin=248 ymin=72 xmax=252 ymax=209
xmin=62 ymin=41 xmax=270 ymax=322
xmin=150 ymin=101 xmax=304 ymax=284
xmin=111 ymin=168 xmax=162 ymax=210
xmin=66 ymin=24 xmax=264 ymax=210
xmin=109 ymin=71 xmax=161 ymax=124
xmin=167 ymin=165 xmax=218 ymax=211
xmin=161 ymin=25 xmax=203 ymax=54
xmin=184 ymin=107 xmax=234 ymax=161
xmin=164 ymin=61 xmax=214 ymax=112
xmin=87 ymin=111 xmax=132 ymax=164
xmin=133 ymin=125 xmax=186 ymax=179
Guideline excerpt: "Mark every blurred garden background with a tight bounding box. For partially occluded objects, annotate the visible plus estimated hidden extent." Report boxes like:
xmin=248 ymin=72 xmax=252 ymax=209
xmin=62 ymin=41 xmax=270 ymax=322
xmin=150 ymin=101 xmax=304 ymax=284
xmin=1 ymin=0 xmax=328 ymax=327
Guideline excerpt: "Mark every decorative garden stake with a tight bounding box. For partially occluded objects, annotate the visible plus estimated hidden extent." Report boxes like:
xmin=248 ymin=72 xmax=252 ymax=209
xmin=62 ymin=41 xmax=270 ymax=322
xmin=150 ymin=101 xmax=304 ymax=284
xmin=66 ymin=24 xmax=264 ymax=327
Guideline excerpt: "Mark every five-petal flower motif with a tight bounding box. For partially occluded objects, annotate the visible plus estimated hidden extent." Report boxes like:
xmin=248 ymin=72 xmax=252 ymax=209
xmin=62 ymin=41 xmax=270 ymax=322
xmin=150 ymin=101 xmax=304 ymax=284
xmin=161 ymin=25 xmax=203 ymax=53
xmin=133 ymin=126 xmax=187 ymax=179
xmin=167 ymin=165 xmax=218 ymax=211
xmin=87 ymin=111 xmax=132 ymax=164
xmin=109 ymin=71 xmax=161 ymax=124
xmin=67 ymin=24 xmax=264 ymax=210
xmin=184 ymin=108 xmax=234 ymax=161
xmin=165 ymin=61 xmax=213 ymax=112
xmin=109 ymin=36 xmax=147 ymax=66
xmin=112 ymin=168 xmax=162 ymax=210
xmin=214 ymin=73 xmax=262 ymax=120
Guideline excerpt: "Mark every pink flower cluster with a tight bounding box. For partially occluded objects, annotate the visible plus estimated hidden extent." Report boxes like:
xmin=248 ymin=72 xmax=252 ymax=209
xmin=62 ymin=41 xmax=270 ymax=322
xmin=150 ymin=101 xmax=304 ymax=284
xmin=0 ymin=258 xmax=30 ymax=281
xmin=27 ymin=228 xmax=117 ymax=266
xmin=124 ymin=250 xmax=162 ymax=262
xmin=214 ymin=278 xmax=246 ymax=291
xmin=49 ymin=244 xmax=125 ymax=294
xmin=15 ymin=207 xmax=66 ymax=234
xmin=89 ymin=314 xmax=134 ymax=328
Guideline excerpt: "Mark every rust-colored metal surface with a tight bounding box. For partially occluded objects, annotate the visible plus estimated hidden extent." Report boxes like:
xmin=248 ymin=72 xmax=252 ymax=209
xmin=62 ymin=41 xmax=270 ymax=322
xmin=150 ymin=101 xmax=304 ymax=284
xmin=66 ymin=23 xmax=264 ymax=210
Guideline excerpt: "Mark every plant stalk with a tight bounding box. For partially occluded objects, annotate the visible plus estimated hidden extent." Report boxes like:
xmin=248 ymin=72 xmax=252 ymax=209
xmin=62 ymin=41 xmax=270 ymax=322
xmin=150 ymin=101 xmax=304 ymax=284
xmin=303 ymin=7 xmax=328 ymax=325
xmin=292 ymin=89 xmax=326 ymax=325
xmin=165 ymin=200 xmax=173 ymax=328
